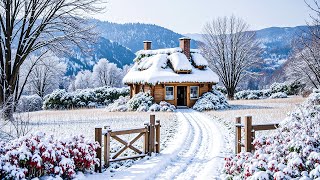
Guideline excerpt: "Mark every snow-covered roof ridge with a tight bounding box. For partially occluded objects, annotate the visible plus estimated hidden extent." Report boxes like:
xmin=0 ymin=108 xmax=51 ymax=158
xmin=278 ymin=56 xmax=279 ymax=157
xmin=168 ymin=52 xmax=192 ymax=72
xmin=123 ymin=47 xmax=219 ymax=84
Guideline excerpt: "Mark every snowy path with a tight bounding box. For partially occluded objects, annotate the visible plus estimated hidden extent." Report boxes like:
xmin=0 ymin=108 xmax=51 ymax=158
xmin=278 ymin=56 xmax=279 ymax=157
xmin=91 ymin=109 xmax=225 ymax=180
xmin=154 ymin=109 xmax=225 ymax=180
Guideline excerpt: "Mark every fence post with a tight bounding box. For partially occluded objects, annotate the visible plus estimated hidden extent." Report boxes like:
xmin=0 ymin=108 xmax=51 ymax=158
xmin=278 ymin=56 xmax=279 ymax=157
xmin=94 ymin=127 xmax=102 ymax=173
xmin=155 ymin=120 xmax=161 ymax=153
xmin=149 ymin=114 xmax=155 ymax=154
xmin=104 ymin=129 xmax=111 ymax=168
xmin=235 ymin=117 xmax=241 ymax=154
xmin=244 ymin=116 xmax=253 ymax=152
xmin=144 ymin=122 xmax=149 ymax=154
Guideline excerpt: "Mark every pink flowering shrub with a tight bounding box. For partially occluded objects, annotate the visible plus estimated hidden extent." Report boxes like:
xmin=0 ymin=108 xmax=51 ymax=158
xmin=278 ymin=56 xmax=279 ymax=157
xmin=222 ymin=89 xmax=320 ymax=180
xmin=0 ymin=133 xmax=100 ymax=179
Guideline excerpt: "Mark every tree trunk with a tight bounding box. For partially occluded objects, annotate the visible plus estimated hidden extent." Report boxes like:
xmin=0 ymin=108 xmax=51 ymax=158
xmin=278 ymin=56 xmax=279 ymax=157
xmin=227 ymin=88 xmax=235 ymax=100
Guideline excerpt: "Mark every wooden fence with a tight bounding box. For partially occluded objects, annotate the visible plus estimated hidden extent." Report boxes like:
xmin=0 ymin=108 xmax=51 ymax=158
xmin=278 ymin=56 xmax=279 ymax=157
xmin=235 ymin=116 xmax=279 ymax=153
xmin=94 ymin=115 xmax=160 ymax=173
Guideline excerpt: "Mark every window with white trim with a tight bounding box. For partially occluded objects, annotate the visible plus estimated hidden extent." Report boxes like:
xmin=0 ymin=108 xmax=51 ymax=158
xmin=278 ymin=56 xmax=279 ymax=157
xmin=165 ymin=86 xmax=174 ymax=100
xmin=190 ymin=86 xmax=199 ymax=99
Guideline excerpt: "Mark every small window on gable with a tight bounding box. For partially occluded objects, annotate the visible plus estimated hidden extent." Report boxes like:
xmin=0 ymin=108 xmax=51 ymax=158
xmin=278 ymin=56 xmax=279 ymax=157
xmin=165 ymin=86 xmax=174 ymax=100
xmin=190 ymin=86 xmax=199 ymax=99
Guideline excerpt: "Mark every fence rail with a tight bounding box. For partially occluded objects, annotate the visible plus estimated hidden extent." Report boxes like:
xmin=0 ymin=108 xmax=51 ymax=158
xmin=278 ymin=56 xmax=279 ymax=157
xmin=94 ymin=114 xmax=161 ymax=173
xmin=235 ymin=116 xmax=279 ymax=153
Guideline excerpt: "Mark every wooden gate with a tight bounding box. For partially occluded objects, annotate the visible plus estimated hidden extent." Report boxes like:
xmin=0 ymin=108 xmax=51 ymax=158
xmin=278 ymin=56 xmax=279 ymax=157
xmin=235 ymin=115 xmax=279 ymax=153
xmin=94 ymin=115 xmax=160 ymax=173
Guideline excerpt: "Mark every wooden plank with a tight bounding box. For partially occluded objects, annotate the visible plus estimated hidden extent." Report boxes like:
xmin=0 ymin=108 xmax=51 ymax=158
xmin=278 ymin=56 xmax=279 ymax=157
xmin=112 ymin=144 xmax=128 ymax=159
xmin=155 ymin=120 xmax=160 ymax=153
xmin=94 ymin=128 xmax=102 ymax=173
xmin=252 ymin=124 xmax=279 ymax=131
xmin=110 ymin=128 xmax=147 ymax=136
xmin=104 ymin=130 xmax=111 ymax=168
xmin=235 ymin=117 xmax=241 ymax=154
xmin=244 ymin=116 xmax=252 ymax=152
xmin=149 ymin=115 xmax=156 ymax=154
xmin=112 ymin=135 xmax=143 ymax=154
xmin=109 ymin=154 xmax=147 ymax=162
xmin=111 ymin=132 xmax=144 ymax=159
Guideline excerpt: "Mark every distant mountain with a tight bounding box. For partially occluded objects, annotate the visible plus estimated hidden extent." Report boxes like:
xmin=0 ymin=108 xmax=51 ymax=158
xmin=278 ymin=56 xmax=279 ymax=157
xmin=65 ymin=37 xmax=135 ymax=76
xmin=65 ymin=20 xmax=199 ymax=75
xmin=90 ymin=20 xmax=198 ymax=52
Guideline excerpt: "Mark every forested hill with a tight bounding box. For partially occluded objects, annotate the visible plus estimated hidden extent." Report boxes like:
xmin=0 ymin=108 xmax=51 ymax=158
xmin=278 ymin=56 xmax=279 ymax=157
xmin=90 ymin=20 xmax=198 ymax=52
xmin=65 ymin=20 xmax=198 ymax=75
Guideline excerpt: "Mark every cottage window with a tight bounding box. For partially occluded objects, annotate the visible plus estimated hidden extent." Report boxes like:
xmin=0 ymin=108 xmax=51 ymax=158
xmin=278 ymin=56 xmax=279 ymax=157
xmin=190 ymin=86 xmax=199 ymax=99
xmin=165 ymin=86 xmax=174 ymax=100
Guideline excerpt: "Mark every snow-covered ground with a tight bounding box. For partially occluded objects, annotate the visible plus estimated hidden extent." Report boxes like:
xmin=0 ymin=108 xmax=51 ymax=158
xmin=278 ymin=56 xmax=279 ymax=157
xmin=84 ymin=109 xmax=225 ymax=179
xmin=13 ymin=97 xmax=304 ymax=179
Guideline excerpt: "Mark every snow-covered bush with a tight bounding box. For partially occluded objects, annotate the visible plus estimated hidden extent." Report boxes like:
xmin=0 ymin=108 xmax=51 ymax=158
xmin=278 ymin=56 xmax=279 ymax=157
xmin=16 ymin=94 xmax=43 ymax=112
xmin=270 ymin=82 xmax=289 ymax=94
xmin=222 ymin=89 xmax=320 ymax=179
xmin=234 ymin=89 xmax=271 ymax=100
xmin=192 ymin=90 xmax=230 ymax=111
xmin=270 ymin=81 xmax=305 ymax=95
xmin=106 ymin=96 xmax=129 ymax=112
xmin=43 ymin=87 xmax=129 ymax=110
xmin=270 ymin=92 xmax=288 ymax=99
xmin=106 ymin=93 xmax=176 ymax=112
xmin=215 ymin=85 xmax=227 ymax=95
xmin=127 ymin=92 xmax=153 ymax=111
xmin=149 ymin=101 xmax=176 ymax=112
xmin=0 ymin=132 xmax=99 ymax=179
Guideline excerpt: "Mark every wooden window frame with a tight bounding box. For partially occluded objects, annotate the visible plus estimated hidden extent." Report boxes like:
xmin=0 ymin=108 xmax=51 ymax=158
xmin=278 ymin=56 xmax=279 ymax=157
xmin=190 ymin=86 xmax=199 ymax=99
xmin=165 ymin=86 xmax=174 ymax=100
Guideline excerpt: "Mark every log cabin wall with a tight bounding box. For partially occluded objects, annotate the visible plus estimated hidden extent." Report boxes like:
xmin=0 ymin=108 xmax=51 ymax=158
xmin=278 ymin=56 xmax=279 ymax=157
xmin=128 ymin=83 xmax=215 ymax=107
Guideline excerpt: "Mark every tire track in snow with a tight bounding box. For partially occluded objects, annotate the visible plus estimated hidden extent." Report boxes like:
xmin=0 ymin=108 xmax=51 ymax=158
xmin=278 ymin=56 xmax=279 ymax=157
xmin=153 ymin=109 xmax=224 ymax=180
xmin=106 ymin=109 xmax=224 ymax=180
xmin=154 ymin=110 xmax=202 ymax=179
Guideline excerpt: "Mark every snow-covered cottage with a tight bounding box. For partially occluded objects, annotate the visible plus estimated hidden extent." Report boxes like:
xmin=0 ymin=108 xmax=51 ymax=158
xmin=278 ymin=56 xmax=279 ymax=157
xmin=123 ymin=38 xmax=219 ymax=107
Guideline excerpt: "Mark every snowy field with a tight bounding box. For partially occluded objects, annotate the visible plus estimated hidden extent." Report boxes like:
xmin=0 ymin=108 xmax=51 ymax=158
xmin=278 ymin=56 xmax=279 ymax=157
xmin=23 ymin=109 xmax=177 ymax=144
xmin=10 ymin=96 xmax=305 ymax=179
xmin=208 ymin=96 xmax=305 ymax=124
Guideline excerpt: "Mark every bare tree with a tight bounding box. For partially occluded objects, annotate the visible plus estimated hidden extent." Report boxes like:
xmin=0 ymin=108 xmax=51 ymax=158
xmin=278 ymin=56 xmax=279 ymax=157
xmin=286 ymin=0 xmax=320 ymax=89
xmin=0 ymin=0 xmax=106 ymax=120
xmin=201 ymin=16 xmax=261 ymax=99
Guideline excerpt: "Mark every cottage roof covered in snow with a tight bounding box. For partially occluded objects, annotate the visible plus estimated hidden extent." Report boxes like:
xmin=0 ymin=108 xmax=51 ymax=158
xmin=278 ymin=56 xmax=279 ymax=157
xmin=123 ymin=47 xmax=219 ymax=85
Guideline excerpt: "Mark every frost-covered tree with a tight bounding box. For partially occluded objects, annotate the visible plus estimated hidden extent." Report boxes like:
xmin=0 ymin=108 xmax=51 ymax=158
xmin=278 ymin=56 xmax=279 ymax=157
xmin=201 ymin=16 xmax=261 ymax=99
xmin=286 ymin=0 xmax=320 ymax=89
xmin=21 ymin=54 xmax=67 ymax=98
xmin=0 ymin=0 xmax=106 ymax=120
xmin=92 ymin=58 xmax=122 ymax=87
xmin=75 ymin=70 xmax=93 ymax=89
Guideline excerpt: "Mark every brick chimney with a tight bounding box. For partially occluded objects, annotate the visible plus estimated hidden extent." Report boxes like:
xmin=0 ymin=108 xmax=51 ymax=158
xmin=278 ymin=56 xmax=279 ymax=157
xmin=143 ymin=41 xmax=152 ymax=50
xmin=179 ymin=37 xmax=191 ymax=59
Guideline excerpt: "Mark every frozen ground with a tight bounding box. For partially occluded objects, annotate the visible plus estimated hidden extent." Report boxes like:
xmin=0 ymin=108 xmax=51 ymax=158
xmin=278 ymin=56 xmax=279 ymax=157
xmin=84 ymin=109 xmax=225 ymax=180
xmin=14 ymin=97 xmax=304 ymax=179
xmin=207 ymin=96 xmax=305 ymax=124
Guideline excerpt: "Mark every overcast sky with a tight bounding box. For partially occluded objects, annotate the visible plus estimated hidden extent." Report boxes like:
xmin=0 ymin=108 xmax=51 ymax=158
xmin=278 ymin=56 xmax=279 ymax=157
xmin=92 ymin=0 xmax=313 ymax=34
